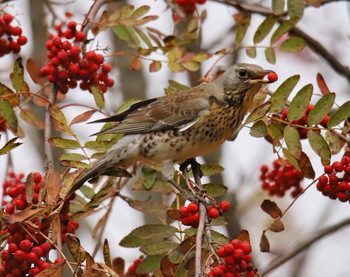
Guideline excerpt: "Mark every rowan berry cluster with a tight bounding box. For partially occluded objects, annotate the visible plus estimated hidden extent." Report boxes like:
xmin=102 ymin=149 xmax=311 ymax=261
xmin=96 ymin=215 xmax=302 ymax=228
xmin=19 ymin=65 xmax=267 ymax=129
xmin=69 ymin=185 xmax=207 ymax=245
xmin=260 ymin=159 xmax=304 ymax=198
xmin=0 ymin=13 xmax=28 ymax=57
xmin=316 ymin=156 xmax=350 ymax=202
xmin=280 ymin=104 xmax=330 ymax=139
xmin=127 ymin=258 xmax=151 ymax=277
xmin=0 ymin=172 xmax=79 ymax=276
xmin=209 ymin=239 xmax=257 ymax=277
xmin=40 ymin=21 xmax=114 ymax=94
xmin=179 ymin=201 xmax=231 ymax=228
xmin=175 ymin=0 xmax=206 ymax=15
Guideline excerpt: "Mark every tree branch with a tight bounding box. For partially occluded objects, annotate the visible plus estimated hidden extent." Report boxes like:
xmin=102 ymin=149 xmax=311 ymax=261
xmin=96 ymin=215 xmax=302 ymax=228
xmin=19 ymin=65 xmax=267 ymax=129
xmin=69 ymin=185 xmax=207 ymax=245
xmin=261 ymin=217 xmax=350 ymax=276
xmin=44 ymin=84 xmax=57 ymax=170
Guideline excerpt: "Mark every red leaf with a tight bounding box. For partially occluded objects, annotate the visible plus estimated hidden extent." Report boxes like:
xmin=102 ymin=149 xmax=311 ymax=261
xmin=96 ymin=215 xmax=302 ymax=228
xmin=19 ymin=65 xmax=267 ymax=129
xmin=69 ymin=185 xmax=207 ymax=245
xmin=260 ymin=199 xmax=282 ymax=219
xmin=260 ymin=231 xmax=270 ymax=252
xmin=268 ymin=219 xmax=285 ymax=232
xmin=70 ymin=110 xmax=96 ymax=125
xmin=130 ymin=57 xmax=142 ymax=71
xmin=316 ymin=73 xmax=331 ymax=95
xmin=26 ymin=59 xmax=44 ymax=85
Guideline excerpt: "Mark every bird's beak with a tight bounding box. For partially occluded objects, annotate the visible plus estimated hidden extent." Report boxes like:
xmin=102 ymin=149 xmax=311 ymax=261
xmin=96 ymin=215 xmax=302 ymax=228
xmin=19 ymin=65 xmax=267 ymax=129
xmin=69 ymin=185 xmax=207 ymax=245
xmin=250 ymin=70 xmax=274 ymax=84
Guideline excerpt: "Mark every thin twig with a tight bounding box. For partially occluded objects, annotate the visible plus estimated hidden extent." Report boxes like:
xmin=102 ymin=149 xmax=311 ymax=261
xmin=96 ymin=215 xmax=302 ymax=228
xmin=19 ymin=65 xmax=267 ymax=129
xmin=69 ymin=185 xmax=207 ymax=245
xmin=261 ymin=217 xmax=350 ymax=276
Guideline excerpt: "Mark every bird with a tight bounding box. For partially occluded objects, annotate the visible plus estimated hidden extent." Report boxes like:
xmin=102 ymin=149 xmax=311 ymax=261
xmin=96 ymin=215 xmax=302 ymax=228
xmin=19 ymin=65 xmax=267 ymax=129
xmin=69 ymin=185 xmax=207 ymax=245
xmin=67 ymin=63 xmax=274 ymax=195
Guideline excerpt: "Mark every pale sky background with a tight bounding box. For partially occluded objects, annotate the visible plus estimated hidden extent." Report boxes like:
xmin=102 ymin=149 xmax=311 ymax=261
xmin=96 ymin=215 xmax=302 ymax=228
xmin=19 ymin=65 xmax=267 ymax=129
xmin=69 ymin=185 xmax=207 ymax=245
xmin=0 ymin=1 xmax=350 ymax=276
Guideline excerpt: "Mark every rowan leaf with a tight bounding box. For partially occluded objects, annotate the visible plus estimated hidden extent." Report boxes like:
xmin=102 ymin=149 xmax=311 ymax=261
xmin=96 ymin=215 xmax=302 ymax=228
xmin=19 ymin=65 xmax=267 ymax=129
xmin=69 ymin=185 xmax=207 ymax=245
xmin=137 ymin=255 xmax=163 ymax=274
xmin=190 ymin=163 xmax=224 ymax=176
xmin=284 ymin=125 xmax=302 ymax=158
xmin=264 ymin=47 xmax=276 ymax=64
xmin=49 ymin=104 xmax=74 ymax=135
xmin=84 ymin=140 xmax=115 ymax=151
xmin=272 ymin=0 xmax=285 ymax=15
xmin=168 ymin=62 xmax=184 ymax=72
xmin=135 ymin=28 xmax=153 ymax=49
xmin=271 ymin=20 xmax=295 ymax=44
xmin=10 ymin=57 xmax=30 ymax=93
xmin=129 ymin=224 xmax=178 ymax=240
xmin=168 ymin=80 xmax=189 ymax=91
xmin=327 ymin=101 xmax=350 ymax=128
xmin=202 ymin=183 xmax=228 ymax=197
xmin=193 ymin=52 xmax=211 ymax=62
xmin=182 ymin=61 xmax=199 ymax=72
xmin=307 ymin=130 xmax=331 ymax=165
xmin=141 ymin=166 xmax=157 ymax=189
xmin=287 ymin=0 xmax=304 ymax=20
xmin=316 ymin=73 xmax=331 ymax=95
xmin=269 ymin=219 xmax=285 ymax=232
xmin=250 ymin=120 xmax=267 ymax=137
xmin=325 ymin=130 xmax=344 ymax=154
xmin=20 ymin=109 xmax=45 ymax=129
xmin=91 ymin=85 xmax=105 ymax=109
xmin=288 ymin=84 xmax=313 ymax=121
xmin=0 ymin=137 xmax=22 ymax=155
xmin=26 ymin=58 xmax=44 ymax=85
xmin=260 ymin=231 xmax=270 ymax=252
xmin=149 ymin=60 xmax=162 ymax=72
xmin=66 ymin=235 xmax=87 ymax=263
xmin=269 ymin=75 xmax=300 ymax=113
xmin=0 ymin=99 xmax=18 ymax=133
xmin=129 ymin=200 xmax=169 ymax=220
xmin=261 ymin=199 xmax=282 ymax=218
xmin=103 ymin=239 xmax=112 ymax=268
xmin=235 ymin=15 xmax=251 ymax=44
xmin=246 ymin=47 xmax=257 ymax=58
xmin=130 ymin=57 xmax=142 ymax=70
xmin=297 ymin=151 xmax=315 ymax=179
xmin=308 ymin=93 xmax=335 ymax=126
xmin=0 ymin=83 xmax=19 ymax=106
xmin=35 ymin=262 xmax=64 ymax=277
xmin=131 ymin=5 xmax=150 ymax=18
xmin=141 ymin=241 xmax=178 ymax=255
xmin=268 ymin=120 xmax=284 ymax=140
xmin=60 ymin=153 xmax=87 ymax=162
xmin=282 ymin=147 xmax=301 ymax=171
xmin=280 ymin=36 xmax=305 ymax=52
xmin=245 ymin=102 xmax=271 ymax=124
xmin=48 ymin=137 xmax=80 ymax=149
xmin=254 ymin=16 xmax=278 ymax=44
xmin=70 ymin=110 xmax=96 ymax=125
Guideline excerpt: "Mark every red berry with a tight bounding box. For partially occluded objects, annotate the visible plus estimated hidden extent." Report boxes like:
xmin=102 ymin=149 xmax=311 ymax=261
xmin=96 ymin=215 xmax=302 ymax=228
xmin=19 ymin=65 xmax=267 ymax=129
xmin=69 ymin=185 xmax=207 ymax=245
xmin=240 ymin=241 xmax=252 ymax=254
xmin=332 ymin=161 xmax=343 ymax=172
xmin=8 ymin=243 xmax=18 ymax=253
xmin=38 ymin=261 xmax=50 ymax=270
xmin=211 ymin=266 xmax=223 ymax=276
xmin=54 ymin=258 xmax=65 ymax=264
xmin=318 ymin=175 xmax=328 ymax=186
xmin=179 ymin=206 xmax=189 ymax=217
xmin=67 ymin=21 xmax=77 ymax=30
xmin=85 ymin=51 xmax=96 ymax=61
xmin=13 ymin=198 xmax=25 ymax=209
xmin=19 ymin=239 xmax=32 ymax=251
xmin=40 ymin=242 xmax=51 ymax=254
xmin=17 ymin=36 xmax=27 ymax=45
xmin=187 ymin=202 xmax=199 ymax=213
xmin=10 ymin=26 xmax=22 ymax=36
xmin=1 ymin=250 xmax=10 ymax=260
xmin=31 ymin=246 xmax=43 ymax=257
xmin=94 ymin=54 xmax=104 ymax=64
xmin=70 ymin=45 xmax=81 ymax=56
xmin=26 ymin=251 xmax=39 ymax=263
xmin=7 ymin=187 xmax=19 ymax=198
xmin=217 ymin=247 xmax=227 ymax=257
xmin=16 ymin=183 xmax=26 ymax=194
xmin=224 ymin=243 xmax=234 ymax=253
xmin=75 ymin=31 xmax=86 ymax=42
xmin=105 ymin=78 xmax=115 ymax=87
xmin=3 ymin=13 xmax=14 ymax=24
xmin=324 ymin=165 xmax=333 ymax=174
xmin=267 ymin=72 xmax=278 ymax=82
xmin=219 ymin=201 xmax=231 ymax=212
xmin=14 ymin=250 xmax=26 ymax=262
xmin=102 ymin=63 xmax=112 ymax=73
xmin=208 ymin=207 xmax=220 ymax=218
xmin=29 ymin=267 xmax=40 ymax=276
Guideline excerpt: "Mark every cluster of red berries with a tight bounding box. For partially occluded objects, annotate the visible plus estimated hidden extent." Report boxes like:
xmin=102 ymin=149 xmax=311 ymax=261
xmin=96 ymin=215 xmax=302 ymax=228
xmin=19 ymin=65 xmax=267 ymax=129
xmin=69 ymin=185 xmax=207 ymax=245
xmin=0 ymin=13 xmax=28 ymax=57
xmin=127 ymin=258 xmax=150 ymax=277
xmin=280 ymin=104 xmax=330 ymax=139
xmin=316 ymin=156 xmax=350 ymax=203
xmin=179 ymin=201 xmax=231 ymax=228
xmin=175 ymin=0 xmax=206 ymax=15
xmin=1 ymin=172 xmax=78 ymax=276
xmin=208 ymin=239 xmax=257 ymax=277
xmin=260 ymin=159 xmax=304 ymax=198
xmin=40 ymin=21 xmax=114 ymax=94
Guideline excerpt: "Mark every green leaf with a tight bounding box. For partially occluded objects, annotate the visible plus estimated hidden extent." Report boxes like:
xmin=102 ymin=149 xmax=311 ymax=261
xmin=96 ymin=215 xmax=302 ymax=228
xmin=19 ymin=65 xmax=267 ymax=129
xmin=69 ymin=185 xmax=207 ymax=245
xmin=325 ymin=130 xmax=344 ymax=154
xmin=129 ymin=200 xmax=169 ymax=220
xmin=269 ymin=75 xmax=300 ymax=113
xmin=131 ymin=5 xmax=150 ymax=18
xmin=202 ymin=183 xmax=228 ymax=198
xmin=140 ymin=241 xmax=178 ymax=255
xmin=287 ymin=0 xmax=304 ymax=20
xmin=49 ymin=104 xmax=74 ymax=136
xmin=327 ymin=101 xmax=350 ymax=128
xmin=66 ymin=236 xmax=87 ymax=263
xmin=282 ymin=147 xmax=301 ymax=171
xmin=91 ymin=85 xmax=105 ymax=109
xmin=268 ymin=120 xmax=285 ymax=139
xmin=288 ymin=84 xmax=313 ymax=121
xmin=120 ymin=4 xmax=134 ymax=18
xmin=0 ymin=83 xmax=19 ymax=106
xmin=283 ymin=125 xmax=302 ymax=158
xmin=142 ymin=166 xmax=158 ymax=189
xmin=280 ymin=37 xmax=305 ymax=52
xmin=136 ymin=255 xmax=163 ymax=274
xmin=189 ymin=163 xmax=224 ymax=177
xmin=48 ymin=137 xmax=80 ymax=149
xmin=271 ymin=20 xmax=295 ymax=44
xmin=0 ymin=99 xmax=18 ymax=133
xmin=246 ymin=47 xmax=257 ymax=58
xmin=193 ymin=53 xmax=211 ymax=62
xmin=182 ymin=61 xmax=199 ymax=72
xmin=20 ymin=109 xmax=45 ymax=129
xmin=0 ymin=137 xmax=22 ymax=155
xmin=272 ymin=0 xmax=285 ymax=15
xmin=265 ymin=47 xmax=276 ymax=64
xmin=127 ymin=224 xmax=178 ymax=240
xmin=112 ymin=25 xmax=140 ymax=48
xmin=10 ymin=57 xmax=30 ymax=93
xmin=168 ymin=62 xmax=184 ymax=72
xmin=250 ymin=120 xmax=267 ymax=137
xmin=135 ymin=28 xmax=153 ymax=49
xmin=169 ymin=80 xmax=190 ymax=91
xmin=307 ymin=130 xmax=331 ymax=165
xmin=254 ymin=16 xmax=278 ymax=44
xmin=235 ymin=15 xmax=251 ymax=44
xmin=60 ymin=153 xmax=87 ymax=161
xmin=84 ymin=140 xmax=115 ymax=151
xmin=119 ymin=235 xmax=149 ymax=248
xmin=308 ymin=93 xmax=335 ymax=126
xmin=245 ymin=102 xmax=271 ymax=124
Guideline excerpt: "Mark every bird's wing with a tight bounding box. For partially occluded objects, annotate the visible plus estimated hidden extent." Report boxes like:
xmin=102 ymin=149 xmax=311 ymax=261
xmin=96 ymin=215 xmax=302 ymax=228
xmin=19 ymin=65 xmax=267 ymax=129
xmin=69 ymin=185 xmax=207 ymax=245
xmin=93 ymin=89 xmax=211 ymax=135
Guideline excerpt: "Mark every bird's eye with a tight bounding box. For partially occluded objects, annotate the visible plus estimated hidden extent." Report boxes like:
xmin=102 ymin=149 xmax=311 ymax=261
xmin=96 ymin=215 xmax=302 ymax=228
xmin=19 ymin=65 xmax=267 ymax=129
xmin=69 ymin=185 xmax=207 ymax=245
xmin=238 ymin=69 xmax=247 ymax=77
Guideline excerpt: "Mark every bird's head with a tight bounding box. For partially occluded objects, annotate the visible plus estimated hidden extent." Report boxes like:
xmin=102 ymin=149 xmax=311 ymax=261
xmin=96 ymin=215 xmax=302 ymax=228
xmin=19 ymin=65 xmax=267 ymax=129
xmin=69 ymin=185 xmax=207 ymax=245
xmin=221 ymin=63 xmax=274 ymax=91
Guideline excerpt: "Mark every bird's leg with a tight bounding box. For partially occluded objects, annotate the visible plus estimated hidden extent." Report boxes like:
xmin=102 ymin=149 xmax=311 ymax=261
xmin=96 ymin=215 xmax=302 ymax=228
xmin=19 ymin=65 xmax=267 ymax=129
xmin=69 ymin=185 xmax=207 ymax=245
xmin=180 ymin=158 xmax=204 ymax=193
